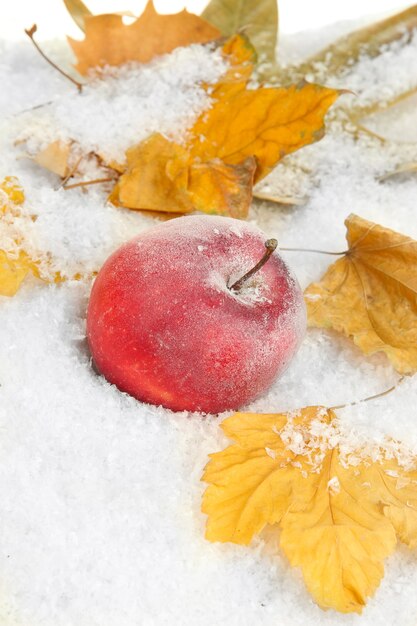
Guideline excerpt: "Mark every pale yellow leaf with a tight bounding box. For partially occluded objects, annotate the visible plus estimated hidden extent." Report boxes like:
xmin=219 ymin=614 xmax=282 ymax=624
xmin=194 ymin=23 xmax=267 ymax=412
xmin=34 ymin=141 xmax=71 ymax=177
xmin=202 ymin=411 xmax=298 ymax=544
xmin=280 ymin=449 xmax=396 ymax=614
xmin=305 ymin=214 xmax=417 ymax=373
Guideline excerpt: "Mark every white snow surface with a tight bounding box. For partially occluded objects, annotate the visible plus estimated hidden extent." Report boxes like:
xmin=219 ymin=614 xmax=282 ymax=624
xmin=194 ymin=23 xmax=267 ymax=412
xmin=0 ymin=15 xmax=417 ymax=626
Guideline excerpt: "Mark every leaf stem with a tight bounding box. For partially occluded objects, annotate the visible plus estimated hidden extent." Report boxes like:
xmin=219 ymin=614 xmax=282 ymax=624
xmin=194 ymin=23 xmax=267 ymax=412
xmin=229 ymin=239 xmax=278 ymax=292
xmin=252 ymin=191 xmax=306 ymax=206
xmin=63 ymin=177 xmax=114 ymax=190
xmin=24 ymin=24 xmax=84 ymax=92
xmin=280 ymin=247 xmax=346 ymax=256
xmin=330 ymin=376 xmax=405 ymax=410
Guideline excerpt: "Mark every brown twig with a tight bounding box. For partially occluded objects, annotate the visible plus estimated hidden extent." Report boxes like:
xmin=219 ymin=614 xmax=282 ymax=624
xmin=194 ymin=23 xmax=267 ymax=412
xmin=63 ymin=177 xmax=114 ymax=190
xmin=59 ymin=155 xmax=83 ymax=189
xmin=24 ymin=24 xmax=84 ymax=92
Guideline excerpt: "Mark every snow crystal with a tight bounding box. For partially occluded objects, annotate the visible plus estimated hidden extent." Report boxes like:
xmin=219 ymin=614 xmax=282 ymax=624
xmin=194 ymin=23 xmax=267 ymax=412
xmin=327 ymin=476 xmax=340 ymax=494
xmin=0 ymin=10 xmax=417 ymax=626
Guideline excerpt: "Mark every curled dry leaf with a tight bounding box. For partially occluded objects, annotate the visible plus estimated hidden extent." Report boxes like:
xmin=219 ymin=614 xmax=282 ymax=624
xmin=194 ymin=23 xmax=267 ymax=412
xmin=68 ymin=0 xmax=220 ymax=75
xmin=33 ymin=140 xmax=71 ymax=177
xmin=202 ymin=407 xmax=417 ymax=613
xmin=111 ymin=36 xmax=340 ymax=218
xmin=63 ymin=0 xmax=92 ymax=32
xmin=288 ymin=4 xmax=417 ymax=82
xmin=305 ymin=214 xmax=417 ymax=373
xmin=379 ymin=161 xmax=417 ymax=181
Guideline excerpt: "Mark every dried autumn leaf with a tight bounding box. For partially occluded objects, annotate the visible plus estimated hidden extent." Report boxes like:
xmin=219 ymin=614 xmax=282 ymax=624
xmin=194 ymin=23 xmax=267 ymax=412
xmin=110 ymin=133 xmax=193 ymax=214
xmin=289 ymin=5 xmax=417 ymax=82
xmin=63 ymin=0 xmax=92 ymax=31
xmin=188 ymin=156 xmax=256 ymax=218
xmin=202 ymin=0 xmax=278 ymax=65
xmin=111 ymin=133 xmax=257 ymax=219
xmin=68 ymin=0 xmax=220 ymax=75
xmin=113 ymin=68 xmax=340 ymax=216
xmin=379 ymin=161 xmax=417 ymax=181
xmin=0 ymin=178 xmax=41 ymax=296
xmin=189 ymin=80 xmax=341 ymax=182
xmin=0 ymin=250 xmax=37 ymax=297
xmin=215 ymin=32 xmax=257 ymax=89
xmin=305 ymin=214 xmax=417 ymax=373
xmin=33 ymin=140 xmax=71 ymax=177
xmin=0 ymin=176 xmax=25 ymax=208
xmin=202 ymin=407 xmax=417 ymax=613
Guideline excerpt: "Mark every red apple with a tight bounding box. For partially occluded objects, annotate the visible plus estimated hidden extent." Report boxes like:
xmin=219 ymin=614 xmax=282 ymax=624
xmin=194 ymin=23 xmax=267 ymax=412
xmin=87 ymin=215 xmax=306 ymax=413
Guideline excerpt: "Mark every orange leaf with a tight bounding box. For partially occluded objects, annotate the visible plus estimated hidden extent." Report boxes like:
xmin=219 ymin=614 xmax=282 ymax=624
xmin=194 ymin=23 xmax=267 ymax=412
xmin=110 ymin=133 xmax=193 ymax=214
xmin=189 ymin=80 xmax=341 ymax=182
xmin=109 ymin=35 xmax=340 ymax=217
xmin=214 ymin=32 xmax=256 ymax=92
xmin=68 ymin=0 xmax=220 ymax=75
xmin=187 ymin=156 xmax=256 ymax=218
xmin=112 ymin=134 xmax=256 ymax=219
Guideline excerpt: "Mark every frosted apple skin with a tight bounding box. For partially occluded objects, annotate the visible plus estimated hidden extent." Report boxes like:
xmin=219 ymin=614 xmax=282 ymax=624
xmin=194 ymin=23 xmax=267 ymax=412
xmin=87 ymin=215 xmax=306 ymax=413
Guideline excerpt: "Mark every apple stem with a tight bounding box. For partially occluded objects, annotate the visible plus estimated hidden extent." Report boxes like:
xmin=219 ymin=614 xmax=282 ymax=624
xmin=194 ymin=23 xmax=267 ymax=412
xmin=230 ymin=239 xmax=278 ymax=292
xmin=24 ymin=24 xmax=84 ymax=93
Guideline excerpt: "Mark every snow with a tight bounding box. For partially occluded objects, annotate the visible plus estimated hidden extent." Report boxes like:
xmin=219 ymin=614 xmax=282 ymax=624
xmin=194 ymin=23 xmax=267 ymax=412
xmin=0 ymin=11 xmax=416 ymax=626
xmin=21 ymin=43 xmax=227 ymax=165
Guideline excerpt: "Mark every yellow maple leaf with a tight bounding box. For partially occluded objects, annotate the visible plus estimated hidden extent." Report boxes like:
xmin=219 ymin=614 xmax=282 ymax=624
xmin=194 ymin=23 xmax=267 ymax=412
xmin=68 ymin=0 xmax=220 ymax=75
xmin=305 ymin=214 xmax=417 ymax=373
xmin=202 ymin=407 xmax=417 ymax=613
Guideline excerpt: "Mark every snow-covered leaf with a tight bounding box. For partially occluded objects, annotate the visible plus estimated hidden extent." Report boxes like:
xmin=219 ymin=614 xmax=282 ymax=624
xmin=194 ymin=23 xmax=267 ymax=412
xmin=202 ymin=407 xmax=417 ymax=613
xmin=68 ymin=0 xmax=220 ymax=75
